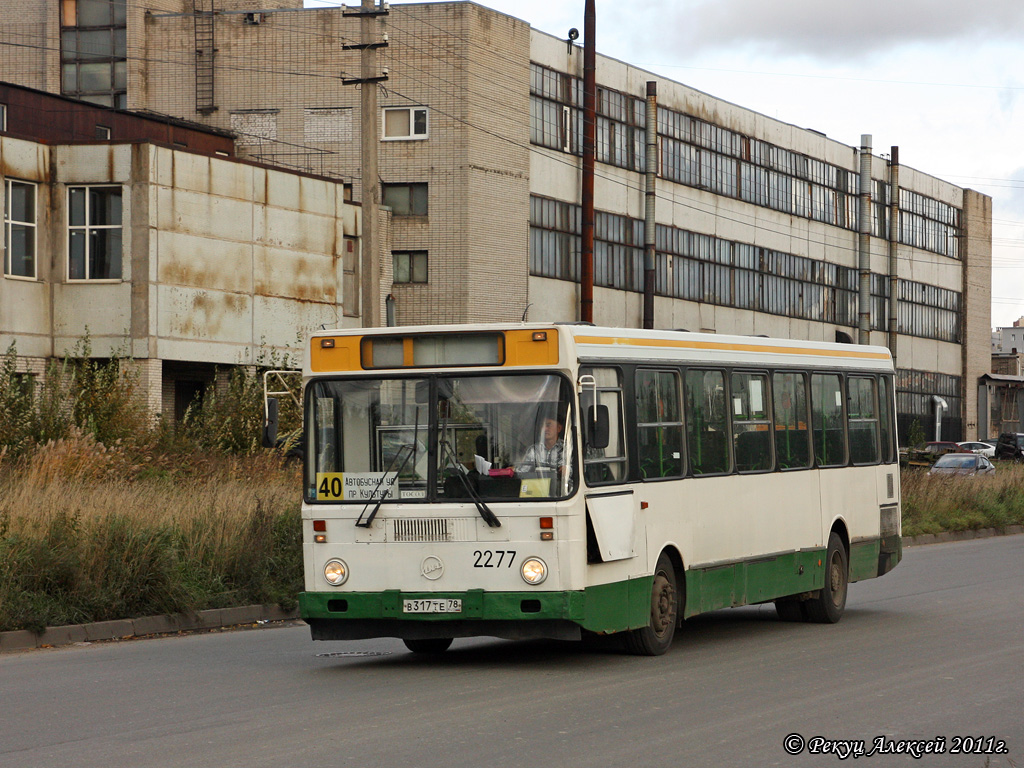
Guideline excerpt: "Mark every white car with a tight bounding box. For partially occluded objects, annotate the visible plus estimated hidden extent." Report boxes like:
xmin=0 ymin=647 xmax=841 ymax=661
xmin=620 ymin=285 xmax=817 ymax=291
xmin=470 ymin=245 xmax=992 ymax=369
xmin=957 ymin=441 xmax=996 ymax=458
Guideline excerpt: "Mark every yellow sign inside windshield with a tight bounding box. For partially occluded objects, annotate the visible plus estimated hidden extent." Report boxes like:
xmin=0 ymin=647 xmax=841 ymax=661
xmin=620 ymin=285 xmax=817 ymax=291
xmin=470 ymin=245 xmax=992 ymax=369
xmin=315 ymin=472 xmax=397 ymax=501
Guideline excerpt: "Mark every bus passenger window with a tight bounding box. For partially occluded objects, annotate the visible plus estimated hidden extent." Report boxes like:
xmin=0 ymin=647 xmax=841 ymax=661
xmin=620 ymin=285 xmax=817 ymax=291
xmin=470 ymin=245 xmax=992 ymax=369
xmin=731 ymin=372 xmax=772 ymax=473
xmin=847 ymin=377 xmax=880 ymax=464
xmin=772 ymin=372 xmax=811 ymax=469
xmin=879 ymin=376 xmax=895 ymax=463
xmin=636 ymin=369 xmax=684 ymax=479
xmin=685 ymin=369 xmax=731 ymax=475
xmin=811 ymin=374 xmax=847 ymax=467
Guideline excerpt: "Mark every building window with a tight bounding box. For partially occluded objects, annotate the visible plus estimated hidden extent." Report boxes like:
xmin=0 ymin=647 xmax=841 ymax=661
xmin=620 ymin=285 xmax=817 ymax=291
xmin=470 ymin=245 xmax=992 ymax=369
xmin=383 ymin=107 xmax=428 ymax=140
xmin=4 ymin=180 xmax=37 ymax=279
xmin=393 ymin=250 xmax=427 ymax=283
xmin=60 ymin=0 xmax=127 ymax=109
xmin=382 ymin=183 xmax=428 ymax=216
xmin=95 ymin=125 xmax=111 ymax=140
xmin=0 ymin=104 xmax=7 ymax=131
xmin=68 ymin=186 xmax=122 ymax=280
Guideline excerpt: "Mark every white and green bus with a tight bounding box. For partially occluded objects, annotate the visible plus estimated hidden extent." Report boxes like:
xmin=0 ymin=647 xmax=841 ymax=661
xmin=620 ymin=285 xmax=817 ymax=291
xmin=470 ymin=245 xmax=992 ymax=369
xmin=285 ymin=324 xmax=901 ymax=655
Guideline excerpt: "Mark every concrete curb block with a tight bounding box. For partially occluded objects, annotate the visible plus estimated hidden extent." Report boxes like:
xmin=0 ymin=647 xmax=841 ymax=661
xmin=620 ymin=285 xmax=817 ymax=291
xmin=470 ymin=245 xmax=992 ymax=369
xmin=902 ymin=524 xmax=1024 ymax=547
xmin=0 ymin=605 xmax=300 ymax=653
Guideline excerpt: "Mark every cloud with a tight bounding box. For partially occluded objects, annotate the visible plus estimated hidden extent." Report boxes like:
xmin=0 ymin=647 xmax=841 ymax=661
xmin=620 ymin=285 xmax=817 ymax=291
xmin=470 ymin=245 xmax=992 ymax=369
xmin=634 ymin=0 xmax=1024 ymax=61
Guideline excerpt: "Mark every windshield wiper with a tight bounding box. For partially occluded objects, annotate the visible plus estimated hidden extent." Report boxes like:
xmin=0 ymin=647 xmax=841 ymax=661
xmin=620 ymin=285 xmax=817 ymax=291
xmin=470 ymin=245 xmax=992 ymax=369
xmin=440 ymin=439 xmax=501 ymax=528
xmin=355 ymin=444 xmax=414 ymax=528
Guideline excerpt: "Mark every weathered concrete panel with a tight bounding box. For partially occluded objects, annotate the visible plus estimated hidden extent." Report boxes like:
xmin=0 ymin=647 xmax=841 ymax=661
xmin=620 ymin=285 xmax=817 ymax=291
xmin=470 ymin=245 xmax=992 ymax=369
xmin=253 ymin=244 xmax=336 ymax=303
xmin=155 ymin=186 xmax=255 ymax=242
xmin=252 ymin=294 xmax=340 ymax=352
xmin=156 ymin=284 xmax=252 ymax=346
xmin=156 ymin=230 xmax=254 ymax=294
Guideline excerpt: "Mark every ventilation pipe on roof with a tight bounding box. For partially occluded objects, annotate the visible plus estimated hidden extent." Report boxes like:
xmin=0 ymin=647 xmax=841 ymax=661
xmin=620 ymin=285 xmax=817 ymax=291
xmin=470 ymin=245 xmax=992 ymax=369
xmin=933 ymin=395 xmax=948 ymax=441
xmin=858 ymin=135 xmax=873 ymax=345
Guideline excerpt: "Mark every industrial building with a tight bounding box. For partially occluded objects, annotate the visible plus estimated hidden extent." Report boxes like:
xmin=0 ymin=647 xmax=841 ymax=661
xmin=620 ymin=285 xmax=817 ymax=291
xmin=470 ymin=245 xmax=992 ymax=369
xmin=0 ymin=0 xmax=991 ymax=439
xmin=0 ymin=83 xmax=365 ymax=418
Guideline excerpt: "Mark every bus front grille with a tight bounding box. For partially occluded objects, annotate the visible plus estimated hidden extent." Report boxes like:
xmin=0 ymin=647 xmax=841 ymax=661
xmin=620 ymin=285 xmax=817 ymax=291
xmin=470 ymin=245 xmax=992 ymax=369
xmin=392 ymin=517 xmax=470 ymax=542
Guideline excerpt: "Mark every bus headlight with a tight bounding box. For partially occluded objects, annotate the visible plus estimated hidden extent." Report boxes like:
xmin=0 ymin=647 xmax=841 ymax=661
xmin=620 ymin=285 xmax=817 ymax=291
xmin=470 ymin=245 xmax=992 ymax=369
xmin=520 ymin=557 xmax=548 ymax=585
xmin=324 ymin=559 xmax=349 ymax=586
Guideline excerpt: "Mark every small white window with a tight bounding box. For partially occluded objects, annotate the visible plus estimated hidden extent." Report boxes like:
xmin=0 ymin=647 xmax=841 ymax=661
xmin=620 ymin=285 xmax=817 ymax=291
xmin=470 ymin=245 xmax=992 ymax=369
xmin=383 ymin=107 xmax=428 ymax=141
xmin=67 ymin=185 xmax=123 ymax=281
xmin=0 ymin=104 xmax=7 ymax=131
xmin=4 ymin=179 xmax=37 ymax=279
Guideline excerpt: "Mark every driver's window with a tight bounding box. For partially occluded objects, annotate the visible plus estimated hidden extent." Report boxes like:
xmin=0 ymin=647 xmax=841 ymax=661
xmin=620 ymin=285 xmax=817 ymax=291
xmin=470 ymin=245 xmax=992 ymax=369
xmin=580 ymin=367 xmax=627 ymax=484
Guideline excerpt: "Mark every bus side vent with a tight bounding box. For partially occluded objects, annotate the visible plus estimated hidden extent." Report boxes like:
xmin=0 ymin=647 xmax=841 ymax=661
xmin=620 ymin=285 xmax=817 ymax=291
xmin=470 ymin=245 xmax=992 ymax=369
xmin=392 ymin=517 xmax=464 ymax=542
xmin=886 ymin=472 xmax=895 ymax=499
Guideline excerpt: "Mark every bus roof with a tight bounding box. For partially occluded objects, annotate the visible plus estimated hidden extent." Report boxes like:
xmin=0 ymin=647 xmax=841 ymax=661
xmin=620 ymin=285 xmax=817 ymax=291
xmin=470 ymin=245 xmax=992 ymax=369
xmin=306 ymin=323 xmax=894 ymax=375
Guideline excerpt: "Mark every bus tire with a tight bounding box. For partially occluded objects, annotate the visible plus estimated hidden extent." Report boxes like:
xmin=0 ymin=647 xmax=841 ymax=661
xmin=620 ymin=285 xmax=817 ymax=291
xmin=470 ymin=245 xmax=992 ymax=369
xmin=805 ymin=531 xmax=848 ymax=624
xmin=774 ymin=598 xmax=807 ymax=622
xmin=624 ymin=552 xmax=678 ymax=656
xmin=403 ymin=637 xmax=453 ymax=654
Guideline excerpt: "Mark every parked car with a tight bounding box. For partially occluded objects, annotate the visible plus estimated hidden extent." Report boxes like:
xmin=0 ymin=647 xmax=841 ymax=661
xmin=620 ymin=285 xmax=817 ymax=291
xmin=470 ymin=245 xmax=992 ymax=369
xmin=957 ymin=441 xmax=996 ymax=458
xmin=928 ymin=453 xmax=996 ymax=476
xmin=994 ymin=432 xmax=1024 ymax=461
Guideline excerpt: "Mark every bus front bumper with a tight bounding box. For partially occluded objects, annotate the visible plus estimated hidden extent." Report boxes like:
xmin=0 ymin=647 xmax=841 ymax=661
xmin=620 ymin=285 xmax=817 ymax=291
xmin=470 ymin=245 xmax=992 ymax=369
xmin=299 ymin=579 xmax=653 ymax=642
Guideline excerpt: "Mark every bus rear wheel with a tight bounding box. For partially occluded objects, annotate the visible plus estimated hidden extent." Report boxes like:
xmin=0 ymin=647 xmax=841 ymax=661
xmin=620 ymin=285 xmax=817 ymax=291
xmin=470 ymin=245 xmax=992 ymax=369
xmin=624 ymin=553 xmax=678 ymax=656
xmin=403 ymin=638 xmax=453 ymax=654
xmin=805 ymin=531 xmax=848 ymax=624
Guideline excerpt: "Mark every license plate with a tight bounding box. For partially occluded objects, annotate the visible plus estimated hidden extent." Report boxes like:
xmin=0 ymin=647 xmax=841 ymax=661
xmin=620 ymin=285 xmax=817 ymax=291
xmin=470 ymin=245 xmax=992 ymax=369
xmin=402 ymin=599 xmax=462 ymax=614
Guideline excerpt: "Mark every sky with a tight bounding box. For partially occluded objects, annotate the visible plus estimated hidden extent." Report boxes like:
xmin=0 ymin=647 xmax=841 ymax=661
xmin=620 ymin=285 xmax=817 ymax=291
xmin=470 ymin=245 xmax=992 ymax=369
xmin=309 ymin=0 xmax=1024 ymax=329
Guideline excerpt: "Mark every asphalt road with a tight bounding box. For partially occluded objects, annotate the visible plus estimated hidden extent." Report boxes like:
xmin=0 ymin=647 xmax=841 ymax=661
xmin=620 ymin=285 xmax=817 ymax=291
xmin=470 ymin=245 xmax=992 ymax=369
xmin=1 ymin=536 xmax=1021 ymax=768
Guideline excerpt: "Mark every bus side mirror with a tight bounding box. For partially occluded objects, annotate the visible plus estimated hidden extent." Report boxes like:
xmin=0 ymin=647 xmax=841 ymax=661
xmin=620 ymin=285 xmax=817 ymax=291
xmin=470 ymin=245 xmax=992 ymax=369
xmin=263 ymin=397 xmax=279 ymax=448
xmin=588 ymin=404 xmax=610 ymax=450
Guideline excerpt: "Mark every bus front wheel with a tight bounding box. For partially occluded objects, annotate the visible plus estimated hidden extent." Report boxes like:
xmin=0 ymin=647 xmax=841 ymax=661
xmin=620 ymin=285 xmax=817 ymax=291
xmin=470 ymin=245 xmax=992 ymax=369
xmin=403 ymin=638 xmax=453 ymax=654
xmin=625 ymin=553 xmax=678 ymax=656
xmin=805 ymin=532 xmax=848 ymax=624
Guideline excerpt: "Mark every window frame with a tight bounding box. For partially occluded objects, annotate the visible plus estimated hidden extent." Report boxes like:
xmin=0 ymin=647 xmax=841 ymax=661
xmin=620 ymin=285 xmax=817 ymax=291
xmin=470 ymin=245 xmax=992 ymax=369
xmin=392 ymin=250 xmax=428 ymax=284
xmin=66 ymin=184 xmax=124 ymax=282
xmin=4 ymin=178 xmax=38 ymax=280
xmin=382 ymin=182 xmax=428 ymax=216
xmin=382 ymin=106 xmax=429 ymax=141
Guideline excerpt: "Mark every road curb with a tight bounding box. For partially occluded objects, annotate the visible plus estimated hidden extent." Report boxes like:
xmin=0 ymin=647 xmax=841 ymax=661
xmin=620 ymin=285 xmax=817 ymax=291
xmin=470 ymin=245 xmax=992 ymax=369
xmin=902 ymin=524 xmax=1024 ymax=547
xmin=0 ymin=604 xmax=300 ymax=653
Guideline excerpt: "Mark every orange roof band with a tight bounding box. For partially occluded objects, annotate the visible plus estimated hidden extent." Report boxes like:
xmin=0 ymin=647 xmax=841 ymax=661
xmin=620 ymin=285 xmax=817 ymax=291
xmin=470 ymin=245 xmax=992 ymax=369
xmin=576 ymin=335 xmax=892 ymax=361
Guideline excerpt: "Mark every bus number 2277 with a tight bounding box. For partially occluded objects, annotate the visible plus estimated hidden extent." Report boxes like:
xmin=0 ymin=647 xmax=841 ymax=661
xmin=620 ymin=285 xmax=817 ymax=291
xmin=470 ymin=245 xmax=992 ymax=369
xmin=473 ymin=550 xmax=516 ymax=568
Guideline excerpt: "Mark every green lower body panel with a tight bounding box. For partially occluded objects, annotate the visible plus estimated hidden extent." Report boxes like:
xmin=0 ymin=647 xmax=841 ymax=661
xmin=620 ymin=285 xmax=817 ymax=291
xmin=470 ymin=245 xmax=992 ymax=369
xmin=684 ymin=548 xmax=827 ymax=618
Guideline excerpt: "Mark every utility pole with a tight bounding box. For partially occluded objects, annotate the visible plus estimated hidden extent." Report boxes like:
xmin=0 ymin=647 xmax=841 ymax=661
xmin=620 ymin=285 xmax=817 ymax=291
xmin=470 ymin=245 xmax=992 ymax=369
xmin=857 ymin=134 xmax=872 ymax=345
xmin=642 ymin=81 xmax=657 ymax=329
xmin=580 ymin=0 xmax=596 ymax=324
xmin=343 ymin=0 xmax=389 ymax=327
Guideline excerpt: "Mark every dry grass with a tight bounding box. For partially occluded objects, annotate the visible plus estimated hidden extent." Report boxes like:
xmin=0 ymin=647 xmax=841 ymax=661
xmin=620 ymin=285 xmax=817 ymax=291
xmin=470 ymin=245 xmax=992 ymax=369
xmin=900 ymin=462 xmax=1024 ymax=536
xmin=0 ymin=435 xmax=302 ymax=633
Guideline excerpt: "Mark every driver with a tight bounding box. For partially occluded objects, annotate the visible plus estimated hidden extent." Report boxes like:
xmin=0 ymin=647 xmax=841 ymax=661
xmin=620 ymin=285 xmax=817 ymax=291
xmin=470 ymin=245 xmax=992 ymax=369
xmin=517 ymin=413 xmax=565 ymax=473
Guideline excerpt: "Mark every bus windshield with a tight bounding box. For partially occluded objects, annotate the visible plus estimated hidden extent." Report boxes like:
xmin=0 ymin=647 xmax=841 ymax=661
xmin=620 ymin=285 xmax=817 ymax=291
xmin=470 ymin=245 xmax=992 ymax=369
xmin=306 ymin=373 xmax=576 ymax=503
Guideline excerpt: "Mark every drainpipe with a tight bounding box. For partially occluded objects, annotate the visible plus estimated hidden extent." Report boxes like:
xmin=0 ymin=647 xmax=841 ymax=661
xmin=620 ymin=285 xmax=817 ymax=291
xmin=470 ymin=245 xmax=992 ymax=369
xmin=933 ymin=395 xmax=948 ymax=441
xmin=858 ymin=134 xmax=872 ymax=345
xmin=642 ymin=81 xmax=657 ymax=329
xmin=887 ymin=146 xmax=900 ymax=363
